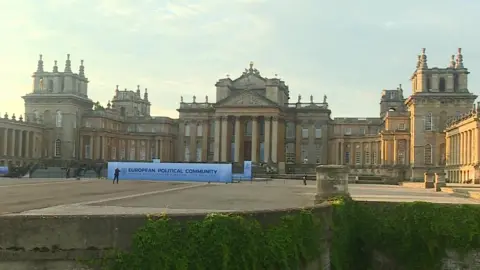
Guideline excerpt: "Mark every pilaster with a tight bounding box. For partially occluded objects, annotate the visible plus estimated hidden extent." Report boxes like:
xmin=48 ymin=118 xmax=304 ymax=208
xmin=220 ymin=117 xmax=228 ymax=162
xmin=251 ymin=116 xmax=259 ymax=163
xmin=264 ymin=116 xmax=271 ymax=163
xmin=214 ymin=117 xmax=222 ymax=162
xmin=271 ymin=116 xmax=278 ymax=163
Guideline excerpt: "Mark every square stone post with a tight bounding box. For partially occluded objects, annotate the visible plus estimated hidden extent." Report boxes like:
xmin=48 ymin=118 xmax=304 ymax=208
xmin=424 ymin=172 xmax=434 ymax=188
xmin=251 ymin=116 xmax=259 ymax=163
xmin=264 ymin=116 xmax=271 ymax=163
xmin=434 ymin=172 xmax=446 ymax=192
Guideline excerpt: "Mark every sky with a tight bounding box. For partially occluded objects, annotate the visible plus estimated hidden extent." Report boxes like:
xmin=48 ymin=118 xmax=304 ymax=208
xmin=1 ymin=0 xmax=479 ymax=119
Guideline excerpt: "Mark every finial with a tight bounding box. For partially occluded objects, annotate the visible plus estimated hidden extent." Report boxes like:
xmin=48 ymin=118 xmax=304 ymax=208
xmin=11 ymin=113 xmax=15 ymax=120
xmin=298 ymin=94 xmax=301 ymax=103
xmin=144 ymin=88 xmax=148 ymax=100
xmin=419 ymin=48 xmax=428 ymax=69
xmin=137 ymin=85 xmax=140 ymax=91
xmin=79 ymin=59 xmax=85 ymax=77
xmin=52 ymin=60 xmax=58 ymax=73
xmin=323 ymin=94 xmax=327 ymax=103
xmin=310 ymin=95 xmax=313 ymax=103
xmin=449 ymin=55 xmax=455 ymax=68
xmin=4 ymin=112 xmax=7 ymax=119
xmin=180 ymin=96 xmax=184 ymax=103
xmin=115 ymin=85 xmax=119 ymax=91
xmin=249 ymin=61 xmax=254 ymax=69
xmin=193 ymin=95 xmax=196 ymax=103
xmin=455 ymin=48 xmax=464 ymax=69
xmin=144 ymin=88 xmax=148 ymax=93
xmin=205 ymin=95 xmax=208 ymax=103
xmin=37 ymin=54 xmax=44 ymax=72
xmin=19 ymin=115 xmax=23 ymax=122
xmin=275 ymin=73 xmax=278 ymax=78
xmin=64 ymin=53 xmax=72 ymax=72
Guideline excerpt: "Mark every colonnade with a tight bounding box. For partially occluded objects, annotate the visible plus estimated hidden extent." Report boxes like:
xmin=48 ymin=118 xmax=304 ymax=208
xmin=213 ymin=115 xmax=280 ymax=163
xmin=0 ymin=127 xmax=39 ymax=159
xmin=79 ymin=134 xmax=174 ymax=161
xmin=333 ymin=138 xmax=408 ymax=166
xmin=446 ymin=128 xmax=477 ymax=183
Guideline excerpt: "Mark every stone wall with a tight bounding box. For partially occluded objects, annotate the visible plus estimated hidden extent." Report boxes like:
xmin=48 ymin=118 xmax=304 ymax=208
xmin=0 ymin=206 xmax=332 ymax=270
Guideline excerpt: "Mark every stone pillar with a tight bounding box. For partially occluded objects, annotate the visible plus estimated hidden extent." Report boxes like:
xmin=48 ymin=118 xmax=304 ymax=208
xmin=95 ymin=136 xmax=101 ymax=159
xmin=445 ymin=134 xmax=450 ymax=165
xmin=11 ymin=130 xmax=16 ymax=157
xmin=18 ymin=131 xmax=23 ymax=157
xmin=393 ymin=139 xmax=397 ymax=165
xmin=3 ymin=128 xmax=7 ymax=156
xmin=101 ymin=136 xmax=106 ymax=160
xmin=25 ymin=132 xmax=30 ymax=158
xmin=340 ymin=142 xmax=344 ymax=164
xmin=434 ymin=172 xmax=446 ymax=191
xmin=251 ymin=116 xmax=259 ymax=163
xmin=271 ymin=117 xmax=278 ymax=163
xmin=424 ymin=172 xmax=434 ymax=188
xmin=202 ymin=120 xmax=209 ymax=161
xmin=220 ymin=117 xmax=229 ymax=162
xmin=295 ymin=123 xmax=302 ymax=163
xmin=234 ymin=117 xmax=241 ymax=163
xmin=380 ymin=140 xmax=385 ymax=165
xmin=155 ymin=139 xmax=159 ymax=158
xmin=79 ymin=135 xmax=84 ymax=159
xmin=189 ymin=122 xmax=197 ymax=162
xmin=314 ymin=165 xmax=349 ymax=204
xmin=89 ymin=136 xmax=94 ymax=159
xmin=214 ymin=117 xmax=222 ymax=162
xmin=264 ymin=116 xmax=271 ymax=163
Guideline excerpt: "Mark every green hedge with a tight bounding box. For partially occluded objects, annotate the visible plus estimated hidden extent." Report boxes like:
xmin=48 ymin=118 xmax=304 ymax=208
xmin=95 ymin=211 xmax=324 ymax=270
xmin=330 ymin=197 xmax=480 ymax=270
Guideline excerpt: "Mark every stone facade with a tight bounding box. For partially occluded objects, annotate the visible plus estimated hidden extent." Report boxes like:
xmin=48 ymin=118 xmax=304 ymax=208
xmin=445 ymin=104 xmax=480 ymax=184
xmin=0 ymin=49 xmax=477 ymax=182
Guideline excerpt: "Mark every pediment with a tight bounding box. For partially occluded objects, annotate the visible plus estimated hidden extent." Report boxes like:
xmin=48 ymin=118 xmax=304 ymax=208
xmin=216 ymin=91 xmax=277 ymax=107
xmin=232 ymin=74 xmax=266 ymax=90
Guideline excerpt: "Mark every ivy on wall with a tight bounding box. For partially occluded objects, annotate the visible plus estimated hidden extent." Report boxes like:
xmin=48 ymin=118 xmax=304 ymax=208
xmin=94 ymin=211 xmax=323 ymax=270
xmin=330 ymin=197 xmax=480 ymax=270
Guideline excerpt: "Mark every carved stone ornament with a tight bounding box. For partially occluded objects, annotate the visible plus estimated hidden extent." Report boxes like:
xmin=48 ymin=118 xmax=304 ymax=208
xmin=225 ymin=93 xmax=269 ymax=106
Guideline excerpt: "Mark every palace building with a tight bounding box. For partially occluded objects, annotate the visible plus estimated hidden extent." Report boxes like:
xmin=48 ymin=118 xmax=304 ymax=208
xmin=0 ymin=48 xmax=477 ymax=182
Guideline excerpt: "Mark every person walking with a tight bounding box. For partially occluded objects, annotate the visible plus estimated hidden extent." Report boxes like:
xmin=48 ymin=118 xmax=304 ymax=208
xmin=303 ymin=173 xmax=307 ymax=186
xmin=113 ymin=168 xmax=120 ymax=184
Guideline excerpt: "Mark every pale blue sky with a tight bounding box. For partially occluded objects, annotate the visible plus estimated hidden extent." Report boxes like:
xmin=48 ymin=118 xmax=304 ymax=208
xmin=1 ymin=0 xmax=479 ymax=118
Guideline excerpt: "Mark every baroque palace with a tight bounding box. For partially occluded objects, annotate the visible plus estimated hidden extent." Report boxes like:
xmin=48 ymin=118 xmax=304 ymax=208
xmin=0 ymin=48 xmax=478 ymax=182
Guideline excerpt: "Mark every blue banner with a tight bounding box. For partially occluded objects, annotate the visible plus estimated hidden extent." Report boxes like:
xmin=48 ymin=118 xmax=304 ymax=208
xmin=0 ymin=166 xmax=8 ymax=176
xmin=107 ymin=162 xmax=232 ymax=183
xmin=233 ymin=161 xmax=252 ymax=181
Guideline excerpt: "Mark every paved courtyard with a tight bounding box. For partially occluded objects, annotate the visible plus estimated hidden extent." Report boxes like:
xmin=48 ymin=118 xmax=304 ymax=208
xmin=0 ymin=178 xmax=479 ymax=216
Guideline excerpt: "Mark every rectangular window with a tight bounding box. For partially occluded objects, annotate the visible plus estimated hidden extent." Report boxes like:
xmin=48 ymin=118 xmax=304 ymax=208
xmin=345 ymin=152 xmax=350 ymax=164
xmin=286 ymin=122 xmax=295 ymax=138
xmin=209 ymin=121 xmax=215 ymax=138
xmin=365 ymin=151 xmax=370 ymax=164
xmin=185 ymin=124 xmax=190 ymax=136
xmin=302 ymin=128 xmax=309 ymax=138
xmin=359 ymin=128 xmax=365 ymax=135
xmin=424 ymin=113 xmax=432 ymax=131
xmin=398 ymin=123 xmax=405 ymax=130
xmin=301 ymin=144 xmax=308 ymax=163
xmin=372 ymin=151 xmax=377 ymax=164
xmin=344 ymin=128 xmax=351 ymax=135
xmin=315 ymin=128 xmax=322 ymax=138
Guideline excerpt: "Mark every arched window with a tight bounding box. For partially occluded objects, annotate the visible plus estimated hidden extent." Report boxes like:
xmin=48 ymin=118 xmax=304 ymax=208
xmin=424 ymin=144 xmax=432 ymax=165
xmin=55 ymin=110 xmax=62 ymax=127
xmin=424 ymin=112 xmax=432 ymax=131
xmin=439 ymin=77 xmax=446 ymax=92
xmin=54 ymin=139 xmax=61 ymax=157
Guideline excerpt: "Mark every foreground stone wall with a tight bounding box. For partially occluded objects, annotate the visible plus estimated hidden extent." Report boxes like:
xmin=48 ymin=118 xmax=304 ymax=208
xmin=0 ymin=206 xmax=332 ymax=270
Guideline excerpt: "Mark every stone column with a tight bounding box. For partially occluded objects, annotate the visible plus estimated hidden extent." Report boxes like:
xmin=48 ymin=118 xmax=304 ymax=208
xmin=234 ymin=117 xmax=241 ymax=163
xmin=461 ymin=132 xmax=464 ymax=164
xmin=393 ymin=138 xmax=397 ymax=165
xmin=32 ymin=133 xmax=37 ymax=158
xmin=189 ymin=122 xmax=197 ymax=162
xmin=220 ymin=117 xmax=229 ymax=162
xmin=264 ymin=116 xmax=271 ymax=163
xmin=95 ymin=136 xmax=101 ymax=159
xmin=380 ymin=140 xmax=385 ymax=165
xmin=251 ymin=116 xmax=259 ymax=163
xmin=271 ymin=117 xmax=278 ymax=163
xmin=25 ymin=132 xmax=30 ymax=158
xmin=89 ymin=136 xmax=94 ymax=159
xmin=445 ymin=134 xmax=450 ymax=165
xmin=155 ymin=139 xmax=159 ymax=158
xmin=202 ymin=120 xmax=209 ymax=161
xmin=214 ymin=117 xmax=222 ymax=162
xmin=11 ymin=130 xmax=16 ymax=157
xmin=18 ymin=131 xmax=23 ymax=157
xmin=3 ymin=128 xmax=8 ymax=156
xmin=79 ymin=135 xmax=84 ymax=159
xmin=295 ymin=122 xmax=302 ymax=163
xmin=340 ymin=142 xmax=344 ymax=164
xmin=101 ymin=136 xmax=106 ymax=160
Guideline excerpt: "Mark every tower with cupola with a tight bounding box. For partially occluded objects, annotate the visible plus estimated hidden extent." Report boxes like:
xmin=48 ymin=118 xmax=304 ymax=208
xmin=22 ymin=54 xmax=94 ymax=162
xmin=405 ymin=48 xmax=476 ymax=181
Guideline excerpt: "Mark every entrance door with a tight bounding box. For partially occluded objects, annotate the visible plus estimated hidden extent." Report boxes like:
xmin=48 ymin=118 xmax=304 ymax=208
xmin=244 ymin=141 xmax=252 ymax=161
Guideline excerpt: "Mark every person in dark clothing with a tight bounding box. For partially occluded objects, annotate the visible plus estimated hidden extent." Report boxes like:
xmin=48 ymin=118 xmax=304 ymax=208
xmin=113 ymin=168 xmax=120 ymax=184
xmin=303 ymin=173 xmax=307 ymax=186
